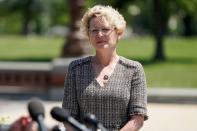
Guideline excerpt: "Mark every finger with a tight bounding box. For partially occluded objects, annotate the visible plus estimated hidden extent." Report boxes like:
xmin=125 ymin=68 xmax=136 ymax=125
xmin=24 ymin=122 xmax=38 ymax=131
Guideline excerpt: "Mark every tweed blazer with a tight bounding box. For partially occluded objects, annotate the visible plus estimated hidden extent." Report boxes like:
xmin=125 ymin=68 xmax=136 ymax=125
xmin=62 ymin=56 xmax=148 ymax=131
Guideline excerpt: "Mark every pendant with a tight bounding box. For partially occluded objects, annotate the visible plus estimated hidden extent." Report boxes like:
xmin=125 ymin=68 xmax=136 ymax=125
xmin=103 ymin=75 xmax=109 ymax=80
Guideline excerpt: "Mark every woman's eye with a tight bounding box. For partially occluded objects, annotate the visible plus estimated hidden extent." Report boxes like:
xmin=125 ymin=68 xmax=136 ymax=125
xmin=93 ymin=29 xmax=98 ymax=32
xmin=102 ymin=28 xmax=110 ymax=32
xmin=90 ymin=29 xmax=98 ymax=33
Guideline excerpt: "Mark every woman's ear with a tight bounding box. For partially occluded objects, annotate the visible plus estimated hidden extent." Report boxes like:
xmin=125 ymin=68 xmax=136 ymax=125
xmin=117 ymin=32 xmax=123 ymax=40
xmin=115 ymin=28 xmax=123 ymax=40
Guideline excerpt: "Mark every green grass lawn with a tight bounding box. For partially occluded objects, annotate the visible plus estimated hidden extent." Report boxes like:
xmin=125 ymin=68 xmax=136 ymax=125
xmin=0 ymin=35 xmax=64 ymax=61
xmin=118 ymin=37 xmax=197 ymax=88
xmin=0 ymin=35 xmax=197 ymax=88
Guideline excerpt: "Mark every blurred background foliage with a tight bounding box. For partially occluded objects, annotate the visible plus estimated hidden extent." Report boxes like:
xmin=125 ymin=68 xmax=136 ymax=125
xmin=0 ymin=0 xmax=197 ymax=87
xmin=0 ymin=0 xmax=70 ymax=34
xmin=0 ymin=0 xmax=197 ymax=36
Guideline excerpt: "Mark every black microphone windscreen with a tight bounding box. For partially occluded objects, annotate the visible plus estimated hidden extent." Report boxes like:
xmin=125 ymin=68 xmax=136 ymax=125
xmin=84 ymin=113 xmax=108 ymax=131
xmin=51 ymin=107 xmax=69 ymax=122
xmin=51 ymin=125 xmax=66 ymax=131
xmin=84 ymin=113 xmax=98 ymax=126
xmin=28 ymin=99 xmax=45 ymax=121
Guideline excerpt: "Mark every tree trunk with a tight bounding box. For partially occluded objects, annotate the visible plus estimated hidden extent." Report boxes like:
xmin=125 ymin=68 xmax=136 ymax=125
xmin=152 ymin=0 xmax=165 ymax=60
xmin=21 ymin=0 xmax=32 ymax=35
xmin=183 ymin=14 xmax=194 ymax=37
xmin=61 ymin=0 xmax=92 ymax=57
xmin=35 ymin=17 xmax=42 ymax=35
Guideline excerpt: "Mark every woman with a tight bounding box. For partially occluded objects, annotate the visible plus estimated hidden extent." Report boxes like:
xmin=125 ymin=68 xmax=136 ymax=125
xmin=62 ymin=5 xmax=148 ymax=131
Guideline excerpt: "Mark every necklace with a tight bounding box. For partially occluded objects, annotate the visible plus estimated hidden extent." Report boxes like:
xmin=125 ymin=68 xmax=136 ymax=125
xmin=92 ymin=55 xmax=119 ymax=82
xmin=103 ymin=75 xmax=109 ymax=80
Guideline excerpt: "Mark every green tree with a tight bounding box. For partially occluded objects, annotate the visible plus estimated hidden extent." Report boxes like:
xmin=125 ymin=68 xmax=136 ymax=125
xmin=0 ymin=0 xmax=70 ymax=35
xmin=0 ymin=0 xmax=47 ymax=35
xmin=174 ymin=0 xmax=197 ymax=36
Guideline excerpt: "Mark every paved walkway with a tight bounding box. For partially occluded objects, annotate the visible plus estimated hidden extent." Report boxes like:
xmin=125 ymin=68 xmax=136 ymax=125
xmin=1 ymin=100 xmax=197 ymax=131
xmin=141 ymin=103 xmax=197 ymax=131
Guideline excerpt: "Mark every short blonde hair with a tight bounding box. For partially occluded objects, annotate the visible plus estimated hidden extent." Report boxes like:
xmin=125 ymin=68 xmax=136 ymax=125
xmin=81 ymin=5 xmax=126 ymax=37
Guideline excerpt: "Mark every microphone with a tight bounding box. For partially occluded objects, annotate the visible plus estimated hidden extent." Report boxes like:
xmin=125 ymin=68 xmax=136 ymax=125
xmin=84 ymin=113 xmax=108 ymax=131
xmin=51 ymin=125 xmax=66 ymax=131
xmin=28 ymin=99 xmax=47 ymax=131
xmin=51 ymin=107 xmax=91 ymax=131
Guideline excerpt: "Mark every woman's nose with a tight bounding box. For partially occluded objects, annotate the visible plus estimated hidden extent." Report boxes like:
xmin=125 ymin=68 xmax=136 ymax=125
xmin=97 ymin=31 xmax=104 ymax=37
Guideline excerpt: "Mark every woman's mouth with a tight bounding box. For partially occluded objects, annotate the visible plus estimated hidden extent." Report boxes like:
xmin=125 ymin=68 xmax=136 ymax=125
xmin=96 ymin=41 xmax=107 ymax=44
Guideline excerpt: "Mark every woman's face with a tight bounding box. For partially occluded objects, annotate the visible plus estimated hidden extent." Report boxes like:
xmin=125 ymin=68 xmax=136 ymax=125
xmin=88 ymin=16 xmax=120 ymax=51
